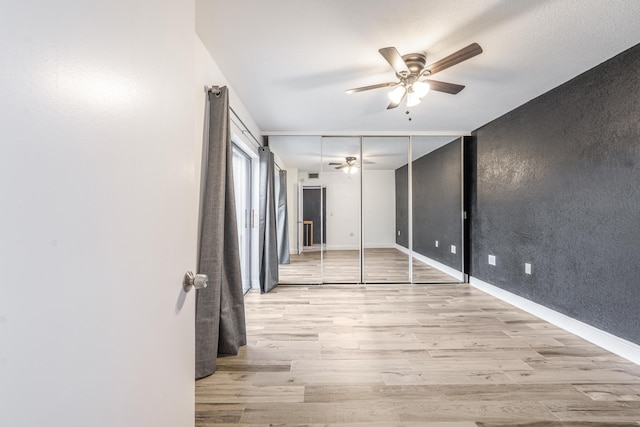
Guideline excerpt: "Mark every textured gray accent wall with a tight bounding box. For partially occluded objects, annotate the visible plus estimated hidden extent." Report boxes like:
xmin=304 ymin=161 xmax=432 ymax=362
xmin=472 ymin=43 xmax=640 ymax=344
xmin=395 ymin=139 xmax=463 ymax=271
xmin=463 ymin=136 xmax=474 ymax=276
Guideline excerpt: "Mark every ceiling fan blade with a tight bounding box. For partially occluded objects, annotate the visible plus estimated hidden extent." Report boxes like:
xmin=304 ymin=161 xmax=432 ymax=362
xmin=379 ymin=47 xmax=410 ymax=75
xmin=424 ymin=79 xmax=465 ymax=94
xmin=328 ymin=162 xmax=343 ymax=165
xmin=425 ymin=43 xmax=482 ymax=76
xmin=387 ymin=88 xmax=406 ymax=109
xmin=334 ymin=165 xmax=347 ymax=169
xmin=346 ymin=81 xmax=398 ymax=94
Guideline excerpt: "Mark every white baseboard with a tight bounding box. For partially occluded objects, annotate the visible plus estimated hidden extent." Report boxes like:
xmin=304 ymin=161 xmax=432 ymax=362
xmin=324 ymin=243 xmax=397 ymax=250
xmin=394 ymin=244 xmax=410 ymax=255
xmin=394 ymin=244 xmax=464 ymax=282
xmin=470 ymin=276 xmax=640 ymax=365
xmin=325 ymin=244 xmax=360 ymax=251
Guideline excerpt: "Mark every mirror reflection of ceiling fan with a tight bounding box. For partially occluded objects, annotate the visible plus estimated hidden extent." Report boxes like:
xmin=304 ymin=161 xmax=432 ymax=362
xmin=346 ymin=43 xmax=482 ymax=109
xmin=328 ymin=156 xmax=374 ymax=174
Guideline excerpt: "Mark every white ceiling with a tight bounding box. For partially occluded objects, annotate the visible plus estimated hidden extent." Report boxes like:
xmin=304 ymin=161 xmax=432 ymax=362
xmin=197 ymin=1 xmax=640 ymax=172
xmin=196 ymin=0 xmax=640 ymax=136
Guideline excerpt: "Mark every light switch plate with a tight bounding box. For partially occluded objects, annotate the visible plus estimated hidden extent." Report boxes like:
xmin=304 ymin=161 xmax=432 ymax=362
xmin=488 ymin=255 xmax=496 ymax=266
xmin=435 ymin=240 xmax=439 ymax=247
xmin=525 ymin=262 xmax=532 ymax=275
xmin=451 ymin=245 xmax=456 ymax=254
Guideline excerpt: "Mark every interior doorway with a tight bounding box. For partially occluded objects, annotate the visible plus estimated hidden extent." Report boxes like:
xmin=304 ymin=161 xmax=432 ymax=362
xmin=302 ymin=187 xmax=326 ymax=251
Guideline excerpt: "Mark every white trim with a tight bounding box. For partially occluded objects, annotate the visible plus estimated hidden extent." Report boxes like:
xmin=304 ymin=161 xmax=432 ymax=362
xmin=262 ymin=131 xmax=471 ymax=137
xmin=395 ymin=244 xmax=464 ymax=282
xmin=469 ymin=276 xmax=640 ymax=365
xmin=325 ymin=244 xmax=360 ymax=251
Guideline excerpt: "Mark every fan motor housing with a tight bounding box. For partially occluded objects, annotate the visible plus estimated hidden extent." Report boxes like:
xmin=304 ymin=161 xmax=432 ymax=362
xmin=401 ymin=53 xmax=427 ymax=75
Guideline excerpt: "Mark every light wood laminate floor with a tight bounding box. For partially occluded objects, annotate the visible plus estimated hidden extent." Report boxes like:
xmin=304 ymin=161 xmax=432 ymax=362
xmin=278 ymin=248 xmax=459 ymax=284
xmin=196 ymin=285 xmax=640 ymax=426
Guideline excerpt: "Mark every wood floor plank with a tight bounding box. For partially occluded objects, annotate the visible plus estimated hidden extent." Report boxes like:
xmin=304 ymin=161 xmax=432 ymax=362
xmin=240 ymin=401 xmax=400 ymax=424
xmin=574 ymin=384 xmax=640 ymax=401
xmin=393 ymin=400 xmax=558 ymax=422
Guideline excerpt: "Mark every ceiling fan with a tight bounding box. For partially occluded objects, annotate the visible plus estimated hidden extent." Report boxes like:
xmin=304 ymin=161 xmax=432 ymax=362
xmin=328 ymin=156 xmax=374 ymax=173
xmin=346 ymin=43 xmax=482 ymax=109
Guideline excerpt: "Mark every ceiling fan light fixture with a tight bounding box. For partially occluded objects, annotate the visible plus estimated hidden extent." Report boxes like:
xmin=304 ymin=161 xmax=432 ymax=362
xmin=388 ymin=86 xmax=406 ymax=104
xmin=412 ymin=81 xmax=430 ymax=98
xmin=343 ymin=165 xmax=359 ymax=174
xmin=406 ymin=90 xmax=421 ymax=107
xmin=346 ymin=43 xmax=481 ymax=111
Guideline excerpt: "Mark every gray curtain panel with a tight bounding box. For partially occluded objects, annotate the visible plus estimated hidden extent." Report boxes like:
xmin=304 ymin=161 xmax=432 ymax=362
xmin=276 ymin=169 xmax=290 ymax=264
xmin=195 ymin=87 xmax=247 ymax=380
xmin=258 ymin=147 xmax=279 ymax=293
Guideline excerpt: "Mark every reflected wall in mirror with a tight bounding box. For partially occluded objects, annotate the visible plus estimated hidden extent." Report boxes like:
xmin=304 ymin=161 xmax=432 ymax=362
xmin=362 ymin=136 xmax=410 ymax=283
xmin=403 ymin=136 xmax=464 ymax=282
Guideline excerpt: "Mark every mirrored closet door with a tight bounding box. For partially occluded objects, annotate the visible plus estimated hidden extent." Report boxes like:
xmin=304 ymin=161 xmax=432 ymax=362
xmin=411 ymin=136 xmax=464 ymax=283
xmin=320 ymin=137 xmax=361 ymax=283
xmin=269 ymin=134 xmax=465 ymax=285
xmin=362 ymin=136 xmax=410 ymax=283
xmin=269 ymin=136 xmax=323 ymax=284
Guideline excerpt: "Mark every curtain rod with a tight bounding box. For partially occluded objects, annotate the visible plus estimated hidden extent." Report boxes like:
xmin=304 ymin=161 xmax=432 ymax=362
xmin=208 ymin=85 xmax=262 ymax=149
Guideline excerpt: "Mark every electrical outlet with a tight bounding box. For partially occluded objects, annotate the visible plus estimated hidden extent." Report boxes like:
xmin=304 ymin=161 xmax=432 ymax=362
xmin=525 ymin=262 xmax=532 ymax=275
xmin=451 ymin=245 xmax=456 ymax=254
xmin=435 ymin=240 xmax=439 ymax=247
xmin=488 ymin=255 xmax=496 ymax=266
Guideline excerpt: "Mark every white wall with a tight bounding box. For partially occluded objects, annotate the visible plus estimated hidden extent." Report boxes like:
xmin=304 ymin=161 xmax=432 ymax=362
xmin=363 ymin=170 xmax=396 ymax=248
xmin=296 ymin=170 xmax=396 ymax=250
xmin=0 ymin=2 xmax=197 ymax=426
xmin=323 ymin=171 xmax=361 ymax=250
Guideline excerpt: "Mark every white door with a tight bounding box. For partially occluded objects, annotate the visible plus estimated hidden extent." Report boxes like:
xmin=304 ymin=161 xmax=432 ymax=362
xmin=0 ymin=2 xmax=197 ymax=426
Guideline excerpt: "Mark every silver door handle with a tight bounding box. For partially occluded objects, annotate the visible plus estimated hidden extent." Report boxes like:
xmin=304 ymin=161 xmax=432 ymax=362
xmin=183 ymin=271 xmax=208 ymax=292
